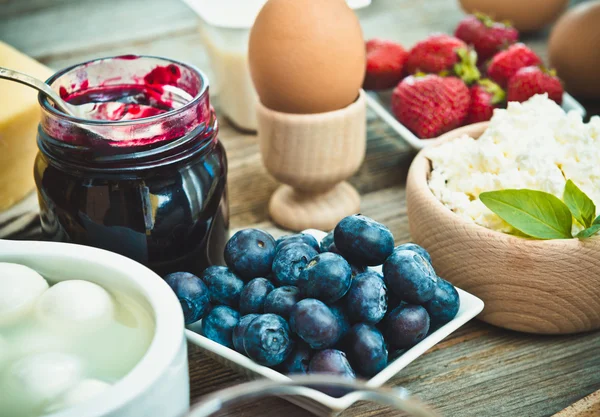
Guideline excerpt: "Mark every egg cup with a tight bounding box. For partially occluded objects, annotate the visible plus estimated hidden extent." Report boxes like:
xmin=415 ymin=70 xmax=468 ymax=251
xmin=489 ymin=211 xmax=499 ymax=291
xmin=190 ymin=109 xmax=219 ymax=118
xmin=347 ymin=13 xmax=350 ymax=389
xmin=258 ymin=91 xmax=367 ymax=232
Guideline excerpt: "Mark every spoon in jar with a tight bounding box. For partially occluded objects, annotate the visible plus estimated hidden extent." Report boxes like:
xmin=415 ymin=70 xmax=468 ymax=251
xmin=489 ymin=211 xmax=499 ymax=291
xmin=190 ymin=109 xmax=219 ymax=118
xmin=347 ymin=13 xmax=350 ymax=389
xmin=0 ymin=66 xmax=194 ymax=122
xmin=0 ymin=66 xmax=88 ymax=118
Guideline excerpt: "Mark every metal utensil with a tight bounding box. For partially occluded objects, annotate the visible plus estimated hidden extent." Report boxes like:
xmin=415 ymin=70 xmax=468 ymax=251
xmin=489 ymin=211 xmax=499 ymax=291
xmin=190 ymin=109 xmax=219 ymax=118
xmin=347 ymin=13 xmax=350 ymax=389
xmin=0 ymin=66 xmax=87 ymax=117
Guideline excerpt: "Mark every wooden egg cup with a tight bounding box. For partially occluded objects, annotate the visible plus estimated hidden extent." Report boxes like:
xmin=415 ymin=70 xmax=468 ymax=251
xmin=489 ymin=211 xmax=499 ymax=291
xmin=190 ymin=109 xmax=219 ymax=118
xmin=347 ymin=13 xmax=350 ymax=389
xmin=257 ymin=91 xmax=367 ymax=232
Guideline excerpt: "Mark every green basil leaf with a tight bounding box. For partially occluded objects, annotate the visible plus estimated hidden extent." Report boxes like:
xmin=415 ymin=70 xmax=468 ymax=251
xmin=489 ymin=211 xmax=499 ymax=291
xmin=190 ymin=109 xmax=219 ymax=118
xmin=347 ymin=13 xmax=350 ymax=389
xmin=563 ymin=180 xmax=596 ymax=228
xmin=594 ymin=215 xmax=600 ymax=226
xmin=480 ymin=189 xmax=573 ymax=239
xmin=577 ymin=224 xmax=600 ymax=239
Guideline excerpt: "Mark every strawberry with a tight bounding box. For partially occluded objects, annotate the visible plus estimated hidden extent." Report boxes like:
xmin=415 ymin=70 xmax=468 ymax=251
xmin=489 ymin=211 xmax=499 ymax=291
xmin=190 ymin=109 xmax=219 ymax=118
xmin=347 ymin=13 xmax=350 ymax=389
xmin=363 ymin=39 xmax=408 ymax=90
xmin=391 ymin=75 xmax=470 ymax=139
xmin=455 ymin=13 xmax=519 ymax=62
xmin=487 ymin=43 xmax=541 ymax=87
xmin=405 ymin=34 xmax=468 ymax=75
xmin=507 ymin=66 xmax=563 ymax=104
xmin=465 ymin=79 xmax=506 ymax=124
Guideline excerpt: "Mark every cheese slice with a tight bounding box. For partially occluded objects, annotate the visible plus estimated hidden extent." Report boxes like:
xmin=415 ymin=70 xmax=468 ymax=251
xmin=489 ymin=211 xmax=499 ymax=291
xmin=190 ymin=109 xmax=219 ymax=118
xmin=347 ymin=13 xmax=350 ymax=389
xmin=0 ymin=42 xmax=53 ymax=211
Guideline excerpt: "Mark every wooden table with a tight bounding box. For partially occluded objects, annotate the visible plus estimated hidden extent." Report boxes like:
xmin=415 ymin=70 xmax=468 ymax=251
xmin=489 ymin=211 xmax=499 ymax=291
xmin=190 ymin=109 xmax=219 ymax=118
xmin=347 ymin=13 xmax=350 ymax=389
xmin=2 ymin=0 xmax=599 ymax=415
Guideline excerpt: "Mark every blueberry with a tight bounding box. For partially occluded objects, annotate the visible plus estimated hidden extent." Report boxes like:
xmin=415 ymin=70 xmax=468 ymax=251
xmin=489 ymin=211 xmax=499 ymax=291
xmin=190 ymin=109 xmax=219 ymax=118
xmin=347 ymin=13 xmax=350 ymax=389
xmin=289 ymin=299 xmax=341 ymax=349
xmin=388 ymin=349 xmax=407 ymax=362
xmin=423 ymin=278 xmax=460 ymax=327
xmin=334 ymin=215 xmax=395 ymax=266
xmin=327 ymin=243 xmax=342 ymax=255
xmin=329 ymin=303 xmax=351 ymax=340
xmin=320 ymin=231 xmax=335 ymax=253
xmin=385 ymin=304 xmax=430 ymax=349
xmin=224 ymin=229 xmax=276 ymax=279
xmin=388 ymin=290 xmax=404 ymax=311
xmin=243 ymin=314 xmax=293 ymax=366
xmin=276 ymin=233 xmax=320 ymax=253
xmin=164 ymin=272 xmax=211 ymax=325
xmin=297 ymin=253 xmax=352 ymax=303
xmin=239 ymin=278 xmax=275 ymax=315
xmin=272 ymin=243 xmax=318 ymax=287
xmin=278 ymin=342 xmax=312 ymax=375
xmin=345 ymin=272 xmax=387 ymax=324
xmin=201 ymin=306 xmax=240 ymax=349
xmin=350 ymin=263 xmax=367 ymax=278
xmin=394 ymin=243 xmax=432 ymax=264
xmin=344 ymin=324 xmax=388 ymax=378
xmin=232 ymin=314 xmax=259 ymax=354
xmin=308 ymin=349 xmax=356 ymax=379
xmin=201 ymin=266 xmax=245 ymax=307
xmin=263 ymin=286 xmax=302 ymax=319
xmin=383 ymin=250 xmax=437 ymax=304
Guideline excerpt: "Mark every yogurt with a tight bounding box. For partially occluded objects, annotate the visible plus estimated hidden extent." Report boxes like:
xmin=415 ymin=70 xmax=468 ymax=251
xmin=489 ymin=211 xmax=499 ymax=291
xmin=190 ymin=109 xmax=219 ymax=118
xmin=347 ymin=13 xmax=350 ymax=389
xmin=0 ymin=263 xmax=154 ymax=417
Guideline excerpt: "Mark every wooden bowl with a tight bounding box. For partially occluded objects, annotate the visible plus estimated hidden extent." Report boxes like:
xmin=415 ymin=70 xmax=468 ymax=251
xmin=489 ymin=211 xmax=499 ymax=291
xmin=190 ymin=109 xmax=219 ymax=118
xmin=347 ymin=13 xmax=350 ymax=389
xmin=406 ymin=122 xmax=600 ymax=334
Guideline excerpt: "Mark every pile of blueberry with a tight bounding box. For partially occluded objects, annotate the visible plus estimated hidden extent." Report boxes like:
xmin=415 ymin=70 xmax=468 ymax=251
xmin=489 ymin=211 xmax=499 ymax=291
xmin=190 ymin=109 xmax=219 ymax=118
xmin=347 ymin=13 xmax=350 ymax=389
xmin=164 ymin=214 xmax=459 ymax=380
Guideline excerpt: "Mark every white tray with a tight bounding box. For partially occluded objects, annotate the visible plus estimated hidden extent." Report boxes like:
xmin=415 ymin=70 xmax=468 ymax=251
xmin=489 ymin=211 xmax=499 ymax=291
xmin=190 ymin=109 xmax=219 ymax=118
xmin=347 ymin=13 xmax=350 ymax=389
xmin=365 ymin=90 xmax=587 ymax=151
xmin=186 ymin=229 xmax=484 ymax=416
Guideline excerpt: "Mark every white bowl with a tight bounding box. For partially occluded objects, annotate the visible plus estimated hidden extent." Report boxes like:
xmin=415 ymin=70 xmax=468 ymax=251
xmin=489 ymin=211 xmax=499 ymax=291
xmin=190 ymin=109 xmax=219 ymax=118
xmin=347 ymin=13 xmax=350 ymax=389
xmin=0 ymin=239 xmax=189 ymax=417
xmin=186 ymin=229 xmax=484 ymax=416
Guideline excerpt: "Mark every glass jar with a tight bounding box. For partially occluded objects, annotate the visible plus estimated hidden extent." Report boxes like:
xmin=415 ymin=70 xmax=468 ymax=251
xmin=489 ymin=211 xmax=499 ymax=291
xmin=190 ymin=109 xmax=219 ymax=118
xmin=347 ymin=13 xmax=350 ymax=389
xmin=34 ymin=56 xmax=228 ymax=277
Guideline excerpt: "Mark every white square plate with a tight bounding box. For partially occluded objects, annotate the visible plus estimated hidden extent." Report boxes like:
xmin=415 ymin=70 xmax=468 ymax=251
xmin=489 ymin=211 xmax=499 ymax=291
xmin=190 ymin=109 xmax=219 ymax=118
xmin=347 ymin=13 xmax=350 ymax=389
xmin=186 ymin=229 xmax=484 ymax=416
xmin=365 ymin=90 xmax=587 ymax=151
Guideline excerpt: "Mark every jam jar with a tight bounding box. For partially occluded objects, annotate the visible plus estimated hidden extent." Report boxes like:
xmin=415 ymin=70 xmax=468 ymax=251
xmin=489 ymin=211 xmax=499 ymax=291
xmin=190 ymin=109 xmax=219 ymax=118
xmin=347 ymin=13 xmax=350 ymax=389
xmin=34 ymin=56 xmax=228 ymax=277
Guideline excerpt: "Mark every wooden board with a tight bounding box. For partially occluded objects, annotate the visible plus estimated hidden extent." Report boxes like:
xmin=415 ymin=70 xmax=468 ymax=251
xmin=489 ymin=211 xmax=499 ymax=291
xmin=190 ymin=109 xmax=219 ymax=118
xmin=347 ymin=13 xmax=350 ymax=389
xmin=1 ymin=0 xmax=600 ymax=416
xmin=554 ymin=389 xmax=600 ymax=417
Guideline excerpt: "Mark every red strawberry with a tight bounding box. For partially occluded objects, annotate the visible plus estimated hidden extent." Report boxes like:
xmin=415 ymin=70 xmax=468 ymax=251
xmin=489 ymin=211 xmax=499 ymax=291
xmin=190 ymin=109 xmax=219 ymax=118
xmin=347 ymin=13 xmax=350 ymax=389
xmin=465 ymin=79 xmax=506 ymax=124
xmin=487 ymin=43 xmax=541 ymax=87
xmin=391 ymin=75 xmax=470 ymax=139
xmin=363 ymin=39 xmax=408 ymax=90
xmin=455 ymin=14 xmax=519 ymax=62
xmin=507 ymin=66 xmax=563 ymax=104
xmin=405 ymin=34 xmax=468 ymax=75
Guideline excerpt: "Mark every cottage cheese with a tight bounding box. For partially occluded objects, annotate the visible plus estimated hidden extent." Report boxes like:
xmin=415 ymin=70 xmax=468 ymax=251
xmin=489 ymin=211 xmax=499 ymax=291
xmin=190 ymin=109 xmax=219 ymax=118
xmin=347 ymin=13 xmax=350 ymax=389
xmin=427 ymin=94 xmax=600 ymax=234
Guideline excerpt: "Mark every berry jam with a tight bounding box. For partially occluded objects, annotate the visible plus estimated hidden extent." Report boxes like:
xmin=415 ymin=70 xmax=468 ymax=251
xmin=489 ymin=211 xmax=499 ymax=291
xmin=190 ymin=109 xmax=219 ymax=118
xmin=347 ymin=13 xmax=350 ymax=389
xmin=34 ymin=56 xmax=229 ymax=277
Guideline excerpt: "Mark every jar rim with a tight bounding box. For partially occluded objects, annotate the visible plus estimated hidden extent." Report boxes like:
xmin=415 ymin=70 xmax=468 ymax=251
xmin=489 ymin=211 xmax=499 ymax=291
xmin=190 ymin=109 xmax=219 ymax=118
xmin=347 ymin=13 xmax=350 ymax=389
xmin=39 ymin=54 xmax=210 ymax=127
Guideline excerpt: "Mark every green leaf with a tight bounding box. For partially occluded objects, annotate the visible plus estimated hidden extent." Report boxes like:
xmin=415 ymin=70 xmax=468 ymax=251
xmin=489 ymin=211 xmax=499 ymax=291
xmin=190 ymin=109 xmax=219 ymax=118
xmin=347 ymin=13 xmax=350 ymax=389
xmin=577 ymin=224 xmax=600 ymax=239
xmin=563 ymin=180 xmax=596 ymax=228
xmin=479 ymin=189 xmax=573 ymax=239
xmin=594 ymin=215 xmax=600 ymax=226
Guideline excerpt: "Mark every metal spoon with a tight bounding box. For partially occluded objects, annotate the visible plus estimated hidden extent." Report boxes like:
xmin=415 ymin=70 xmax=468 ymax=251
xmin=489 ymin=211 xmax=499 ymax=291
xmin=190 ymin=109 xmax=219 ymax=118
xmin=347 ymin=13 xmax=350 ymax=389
xmin=0 ymin=66 xmax=88 ymax=118
xmin=1 ymin=67 xmax=194 ymax=118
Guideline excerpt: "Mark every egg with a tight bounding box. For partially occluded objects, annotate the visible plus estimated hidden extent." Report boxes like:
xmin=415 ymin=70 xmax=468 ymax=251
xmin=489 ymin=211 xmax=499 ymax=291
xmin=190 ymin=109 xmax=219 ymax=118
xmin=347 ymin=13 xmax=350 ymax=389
xmin=548 ymin=1 xmax=600 ymax=99
xmin=249 ymin=0 xmax=366 ymax=114
xmin=459 ymin=0 xmax=568 ymax=32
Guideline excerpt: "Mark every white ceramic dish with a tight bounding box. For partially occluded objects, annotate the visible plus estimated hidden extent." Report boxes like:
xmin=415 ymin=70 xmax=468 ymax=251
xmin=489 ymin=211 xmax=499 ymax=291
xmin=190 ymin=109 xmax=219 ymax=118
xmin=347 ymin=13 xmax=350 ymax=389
xmin=0 ymin=239 xmax=189 ymax=417
xmin=185 ymin=229 xmax=484 ymax=417
xmin=365 ymin=91 xmax=587 ymax=151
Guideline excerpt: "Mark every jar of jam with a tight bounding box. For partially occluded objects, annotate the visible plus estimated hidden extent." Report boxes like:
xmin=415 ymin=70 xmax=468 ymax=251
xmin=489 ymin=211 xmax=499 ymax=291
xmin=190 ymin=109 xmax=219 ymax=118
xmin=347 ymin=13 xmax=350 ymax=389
xmin=35 ymin=56 xmax=228 ymax=277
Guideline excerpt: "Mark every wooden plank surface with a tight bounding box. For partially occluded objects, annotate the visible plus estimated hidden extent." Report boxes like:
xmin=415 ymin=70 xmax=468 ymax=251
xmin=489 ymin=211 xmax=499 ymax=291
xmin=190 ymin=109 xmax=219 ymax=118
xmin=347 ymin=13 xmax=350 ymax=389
xmin=554 ymin=389 xmax=600 ymax=417
xmin=2 ymin=0 xmax=600 ymax=416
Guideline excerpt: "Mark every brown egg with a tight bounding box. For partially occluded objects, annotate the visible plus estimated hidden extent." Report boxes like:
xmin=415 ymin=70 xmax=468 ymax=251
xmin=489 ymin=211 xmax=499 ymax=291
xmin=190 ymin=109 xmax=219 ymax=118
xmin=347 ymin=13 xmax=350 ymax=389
xmin=248 ymin=0 xmax=366 ymax=114
xmin=459 ymin=0 xmax=568 ymax=32
xmin=549 ymin=1 xmax=600 ymax=99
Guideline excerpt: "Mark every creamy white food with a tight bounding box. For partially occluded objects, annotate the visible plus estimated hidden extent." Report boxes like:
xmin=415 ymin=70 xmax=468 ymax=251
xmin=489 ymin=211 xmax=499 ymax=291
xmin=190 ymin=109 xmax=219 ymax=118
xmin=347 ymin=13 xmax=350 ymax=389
xmin=0 ymin=263 xmax=154 ymax=417
xmin=0 ymin=263 xmax=49 ymax=326
xmin=427 ymin=94 xmax=600 ymax=234
xmin=36 ymin=280 xmax=115 ymax=330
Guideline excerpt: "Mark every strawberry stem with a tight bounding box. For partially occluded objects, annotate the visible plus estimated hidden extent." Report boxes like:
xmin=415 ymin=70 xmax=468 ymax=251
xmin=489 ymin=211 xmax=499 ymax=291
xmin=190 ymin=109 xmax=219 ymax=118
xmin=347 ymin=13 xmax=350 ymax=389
xmin=454 ymin=48 xmax=481 ymax=85
xmin=479 ymin=78 xmax=506 ymax=105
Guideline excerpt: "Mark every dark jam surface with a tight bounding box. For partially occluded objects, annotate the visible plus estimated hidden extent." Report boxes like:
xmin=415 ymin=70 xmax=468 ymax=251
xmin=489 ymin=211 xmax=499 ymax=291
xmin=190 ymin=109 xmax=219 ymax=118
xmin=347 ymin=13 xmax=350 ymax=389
xmin=59 ymin=64 xmax=182 ymax=122
xmin=36 ymin=63 xmax=228 ymax=277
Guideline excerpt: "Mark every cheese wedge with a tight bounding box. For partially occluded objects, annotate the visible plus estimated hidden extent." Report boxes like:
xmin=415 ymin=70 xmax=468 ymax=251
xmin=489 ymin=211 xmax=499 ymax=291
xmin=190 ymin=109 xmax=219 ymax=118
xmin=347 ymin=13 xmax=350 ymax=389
xmin=0 ymin=42 xmax=53 ymax=211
